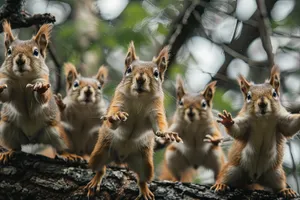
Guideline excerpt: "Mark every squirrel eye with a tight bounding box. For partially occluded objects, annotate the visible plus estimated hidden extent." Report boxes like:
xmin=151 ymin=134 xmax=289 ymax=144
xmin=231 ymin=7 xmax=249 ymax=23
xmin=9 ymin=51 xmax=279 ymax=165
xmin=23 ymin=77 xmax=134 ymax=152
xmin=33 ymin=49 xmax=39 ymax=57
xmin=98 ymin=83 xmax=102 ymax=90
xmin=272 ymin=89 xmax=277 ymax=98
xmin=7 ymin=48 xmax=12 ymax=56
xmin=246 ymin=92 xmax=252 ymax=102
xmin=153 ymin=69 xmax=159 ymax=80
xmin=201 ymin=100 xmax=207 ymax=108
xmin=178 ymin=99 xmax=184 ymax=106
xmin=125 ymin=66 xmax=132 ymax=76
xmin=73 ymin=81 xmax=79 ymax=88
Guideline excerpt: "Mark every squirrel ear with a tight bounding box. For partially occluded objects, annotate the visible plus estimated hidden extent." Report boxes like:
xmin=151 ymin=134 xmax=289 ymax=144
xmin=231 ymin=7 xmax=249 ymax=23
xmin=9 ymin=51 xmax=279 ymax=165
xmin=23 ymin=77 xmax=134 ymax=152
xmin=2 ymin=20 xmax=15 ymax=50
xmin=64 ymin=63 xmax=78 ymax=89
xmin=203 ymin=81 xmax=217 ymax=102
xmin=125 ymin=41 xmax=138 ymax=68
xmin=33 ymin=24 xmax=52 ymax=57
xmin=95 ymin=65 xmax=109 ymax=86
xmin=238 ymin=75 xmax=251 ymax=95
xmin=269 ymin=65 xmax=280 ymax=93
xmin=153 ymin=46 xmax=169 ymax=81
xmin=176 ymin=75 xmax=185 ymax=100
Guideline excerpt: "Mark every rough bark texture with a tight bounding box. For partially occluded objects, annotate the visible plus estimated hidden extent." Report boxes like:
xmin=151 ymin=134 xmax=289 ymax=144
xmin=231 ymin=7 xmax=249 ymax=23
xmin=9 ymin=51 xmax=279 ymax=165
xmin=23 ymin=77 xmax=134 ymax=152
xmin=0 ymin=151 xmax=296 ymax=200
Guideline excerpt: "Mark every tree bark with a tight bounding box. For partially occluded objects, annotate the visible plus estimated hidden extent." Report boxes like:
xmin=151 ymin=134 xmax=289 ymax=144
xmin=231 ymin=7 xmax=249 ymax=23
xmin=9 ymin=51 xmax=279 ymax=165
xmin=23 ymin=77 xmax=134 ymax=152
xmin=0 ymin=151 xmax=291 ymax=200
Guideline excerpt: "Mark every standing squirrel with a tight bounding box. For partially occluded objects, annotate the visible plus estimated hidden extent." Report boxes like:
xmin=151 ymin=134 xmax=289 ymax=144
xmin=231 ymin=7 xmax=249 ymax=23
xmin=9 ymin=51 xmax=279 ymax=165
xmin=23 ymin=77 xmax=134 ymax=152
xmin=160 ymin=75 xmax=225 ymax=182
xmin=85 ymin=42 xmax=182 ymax=199
xmin=211 ymin=66 xmax=300 ymax=198
xmin=0 ymin=20 xmax=80 ymax=162
xmin=54 ymin=63 xmax=108 ymax=156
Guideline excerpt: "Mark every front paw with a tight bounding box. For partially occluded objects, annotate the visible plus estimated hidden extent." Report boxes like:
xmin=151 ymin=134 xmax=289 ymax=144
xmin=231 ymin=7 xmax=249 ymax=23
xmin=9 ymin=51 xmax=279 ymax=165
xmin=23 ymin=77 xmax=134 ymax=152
xmin=217 ymin=110 xmax=234 ymax=128
xmin=108 ymin=111 xmax=129 ymax=123
xmin=278 ymin=188 xmax=298 ymax=199
xmin=26 ymin=82 xmax=50 ymax=94
xmin=155 ymin=131 xmax=182 ymax=143
xmin=54 ymin=93 xmax=66 ymax=111
xmin=203 ymin=135 xmax=223 ymax=146
xmin=0 ymin=84 xmax=7 ymax=93
xmin=211 ymin=183 xmax=230 ymax=193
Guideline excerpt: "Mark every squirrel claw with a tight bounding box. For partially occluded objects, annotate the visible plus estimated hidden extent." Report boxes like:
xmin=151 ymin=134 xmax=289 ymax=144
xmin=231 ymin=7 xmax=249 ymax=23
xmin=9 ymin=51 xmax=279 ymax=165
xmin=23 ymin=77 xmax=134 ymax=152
xmin=155 ymin=131 xmax=182 ymax=143
xmin=54 ymin=93 xmax=66 ymax=111
xmin=211 ymin=183 xmax=230 ymax=193
xmin=108 ymin=111 xmax=129 ymax=123
xmin=278 ymin=188 xmax=298 ymax=198
xmin=217 ymin=110 xmax=234 ymax=128
xmin=0 ymin=150 xmax=15 ymax=165
xmin=203 ymin=135 xmax=223 ymax=146
xmin=57 ymin=152 xmax=83 ymax=162
xmin=27 ymin=82 xmax=50 ymax=94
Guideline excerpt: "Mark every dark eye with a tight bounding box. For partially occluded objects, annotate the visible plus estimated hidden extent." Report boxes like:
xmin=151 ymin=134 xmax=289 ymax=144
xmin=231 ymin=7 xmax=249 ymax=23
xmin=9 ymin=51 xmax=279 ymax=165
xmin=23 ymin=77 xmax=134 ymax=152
xmin=247 ymin=92 xmax=252 ymax=102
xmin=98 ymin=83 xmax=102 ymax=90
xmin=125 ymin=66 xmax=132 ymax=76
xmin=202 ymin=100 xmax=207 ymax=108
xmin=178 ymin=99 xmax=183 ymax=106
xmin=272 ymin=90 xmax=277 ymax=98
xmin=153 ymin=69 xmax=159 ymax=79
xmin=33 ymin=49 xmax=39 ymax=57
xmin=73 ymin=81 xmax=79 ymax=88
xmin=7 ymin=48 xmax=12 ymax=56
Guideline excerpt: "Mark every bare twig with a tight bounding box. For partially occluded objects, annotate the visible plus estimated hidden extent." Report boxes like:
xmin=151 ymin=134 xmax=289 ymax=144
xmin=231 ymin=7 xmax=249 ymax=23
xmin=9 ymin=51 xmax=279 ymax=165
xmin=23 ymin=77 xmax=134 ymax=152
xmin=47 ymin=43 xmax=62 ymax=93
xmin=256 ymin=0 xmax=274 ymax=68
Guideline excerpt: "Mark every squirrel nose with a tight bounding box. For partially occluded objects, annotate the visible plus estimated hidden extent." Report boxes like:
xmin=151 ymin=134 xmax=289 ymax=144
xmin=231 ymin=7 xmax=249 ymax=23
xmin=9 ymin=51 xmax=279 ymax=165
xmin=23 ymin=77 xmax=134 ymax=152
xmin=258 ymin=101 xmax=267 ymax=109
xmin=187 ymin=108 xmax=195 ymax=118
xmin=85 ymin=86 xmax=92 ymax=97
xmin=136 ymin=77 xmax=145 ymax=86
xmin=16 ymin=55 xmax=25 ymax=66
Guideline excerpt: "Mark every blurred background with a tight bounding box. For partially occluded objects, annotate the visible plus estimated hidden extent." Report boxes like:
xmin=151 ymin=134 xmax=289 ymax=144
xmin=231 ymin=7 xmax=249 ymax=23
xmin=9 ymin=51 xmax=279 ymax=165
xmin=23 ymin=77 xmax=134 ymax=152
xmin=0 ymin=0 xmax=300 ymax=192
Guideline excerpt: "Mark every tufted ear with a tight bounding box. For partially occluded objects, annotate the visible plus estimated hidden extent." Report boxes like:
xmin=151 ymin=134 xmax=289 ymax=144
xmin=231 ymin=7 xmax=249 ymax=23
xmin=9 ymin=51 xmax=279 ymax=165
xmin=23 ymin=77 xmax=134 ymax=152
xmin=2 ymin=20 xmax=15 ymax=50
xmin=95 ymin=65 xmax=109 ymax=86
xmin=33 ymin=24 xmax=52 ymax=57
xmin=64 ymin=63 xmax=78 ymax=90
xmin=269 ymin=65 xmax=280 ymax=94
xmin=238 ymin=75 xmax=251 ymax=96
xmin=176 ymin=75 xmax=185 ymax=100
xmin=203 ymin=81 xmax=217 ymax=102
xmin=153 ymin=46 xmax=169 ymax=81
xmin=125 ymin=41 xmax=138 ymax=69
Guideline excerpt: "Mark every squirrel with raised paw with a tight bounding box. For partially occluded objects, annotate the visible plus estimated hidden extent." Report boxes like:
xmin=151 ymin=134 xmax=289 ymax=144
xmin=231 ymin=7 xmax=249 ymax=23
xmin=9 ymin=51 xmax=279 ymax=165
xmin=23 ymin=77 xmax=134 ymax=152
xmin=160 ymin=75 xmax=225 ymax=182
xmin=85 ymin=42 xmax=182 ymax=200
xmin=0 ymin=21 xmax=81 ymax=163
xmin=211 ymin=66 xmax=300 ymax=198
xmin=54 ymin=63 xmax=108 ymax=156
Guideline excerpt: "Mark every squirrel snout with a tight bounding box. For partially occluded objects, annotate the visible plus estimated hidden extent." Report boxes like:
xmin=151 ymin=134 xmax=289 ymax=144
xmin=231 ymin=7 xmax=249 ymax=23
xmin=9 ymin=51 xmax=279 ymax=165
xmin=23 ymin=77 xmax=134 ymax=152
xmin=84 ymin=86 xmax=92 ymax=97
xmin=16 ymin=54 xmax=26 ymax=66
xmin=258 ymin=101 xmax=267 ymax=109
xmin=136 ymin=76 xmax=146 ymax=86
xmin=187 ymin=108 xmax=195 ymax=120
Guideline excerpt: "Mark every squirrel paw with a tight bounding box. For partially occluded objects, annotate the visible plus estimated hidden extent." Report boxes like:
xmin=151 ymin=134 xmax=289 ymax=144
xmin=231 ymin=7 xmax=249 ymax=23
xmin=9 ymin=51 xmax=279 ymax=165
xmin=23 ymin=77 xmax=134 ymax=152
xmin=217 ymin=110 xmax=234 ymax=128
xmin=0 ymin=150 xmax=15 ymax=164
xmin=0 ymin=84 xmax=7 ymax=93
xmin=54 ymin=93 xmax=66 ymax=111
xmin=155 ymin=131 xmax=182 ymax=143
xmin=108 ymin=111 xmax=129 ymax=123
xmin=85 ymin=175 xmax=101 ymax=197
xmin=56 ymin=152 xmax=83 ymax=162
xmin=211 ymin=183 xmax=230 ymax=193
xmin=135 ymin=188 xmax=155 ymax=200
xmin=26 ymin=82 xmax=50 ymax=94
xmin=278 ymin=188 xmax=297 ymax=198
xmin=203 ymin=135 xmax=223 ymax=146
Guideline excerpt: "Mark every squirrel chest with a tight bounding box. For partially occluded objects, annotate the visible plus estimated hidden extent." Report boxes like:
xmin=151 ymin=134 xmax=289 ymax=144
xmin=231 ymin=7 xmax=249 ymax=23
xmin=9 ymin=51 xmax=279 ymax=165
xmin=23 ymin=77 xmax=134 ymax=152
xmin=240 ymin=117 xmax=278 ymax=180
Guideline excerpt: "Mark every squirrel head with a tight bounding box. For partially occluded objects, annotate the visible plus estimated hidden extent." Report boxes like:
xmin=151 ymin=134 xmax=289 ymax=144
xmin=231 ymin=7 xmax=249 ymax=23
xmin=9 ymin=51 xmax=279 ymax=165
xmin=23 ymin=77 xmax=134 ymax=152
xmin=176 ymin=75 xmax=217 ymax=123
xmin=1 ymin=20 xmax=52 ymax=78
xmin=238 ymin=66 xmax=281 ymax=117
xmin=121 ymin=41 xmax=169 ymax=97
xmin=64 ymin=62 xmax=108 ymax=105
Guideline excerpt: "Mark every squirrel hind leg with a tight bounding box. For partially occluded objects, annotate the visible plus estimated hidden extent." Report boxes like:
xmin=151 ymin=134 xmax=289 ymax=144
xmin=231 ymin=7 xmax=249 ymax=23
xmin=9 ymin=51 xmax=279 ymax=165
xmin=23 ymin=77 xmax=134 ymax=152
xmin=85 ymin=166 xmax=106 ymax=197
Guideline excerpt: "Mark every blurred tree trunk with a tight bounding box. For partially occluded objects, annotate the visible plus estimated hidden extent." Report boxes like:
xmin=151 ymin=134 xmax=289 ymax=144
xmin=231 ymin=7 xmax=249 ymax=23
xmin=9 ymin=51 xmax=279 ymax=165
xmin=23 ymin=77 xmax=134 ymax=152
xmin=0 ymin=151 xmax=287 ymax=199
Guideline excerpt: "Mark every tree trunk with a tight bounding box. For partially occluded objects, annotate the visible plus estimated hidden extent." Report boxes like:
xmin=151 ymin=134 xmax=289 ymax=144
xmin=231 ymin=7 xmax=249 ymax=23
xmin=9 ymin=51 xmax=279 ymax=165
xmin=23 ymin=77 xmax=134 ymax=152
xmin=0 ymin=151 xmax=288 ymax=200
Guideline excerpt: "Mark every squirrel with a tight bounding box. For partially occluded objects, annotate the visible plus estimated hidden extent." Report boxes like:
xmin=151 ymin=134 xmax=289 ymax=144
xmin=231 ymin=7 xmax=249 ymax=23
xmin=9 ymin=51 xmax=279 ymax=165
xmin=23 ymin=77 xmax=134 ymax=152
xmin=54 ymin=63 xmax=108 ymax=156
xmin=211 ymin=66 xmax=300 ymax=198
xmin=159 ymin=75 xmax=225 ymax=182
xmin=85 ymin=41 xmax=182 ymax=199
xmin=0 ymin=20 xmax=81 ymax=163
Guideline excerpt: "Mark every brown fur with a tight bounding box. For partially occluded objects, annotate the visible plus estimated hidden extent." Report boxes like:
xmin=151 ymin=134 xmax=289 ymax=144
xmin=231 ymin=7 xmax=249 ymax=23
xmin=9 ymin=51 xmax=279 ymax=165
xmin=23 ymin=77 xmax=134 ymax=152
xmin=212 ymin=66 xmax=299 ymax=199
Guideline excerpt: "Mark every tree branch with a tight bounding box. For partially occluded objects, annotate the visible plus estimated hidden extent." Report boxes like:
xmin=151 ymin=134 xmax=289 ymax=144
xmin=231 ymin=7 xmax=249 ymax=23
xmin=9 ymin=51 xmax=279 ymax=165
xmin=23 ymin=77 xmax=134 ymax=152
xmin=256 ymin=0 xmax=275 ymax=68
xmin=0 ymin=151 xmax=285 ymax=199
xmin=0 ymin=0 xmax=56 ymax=33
